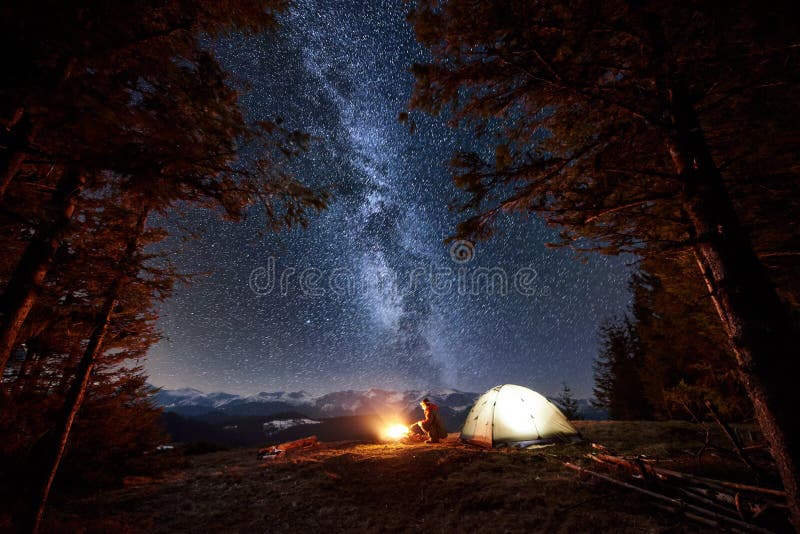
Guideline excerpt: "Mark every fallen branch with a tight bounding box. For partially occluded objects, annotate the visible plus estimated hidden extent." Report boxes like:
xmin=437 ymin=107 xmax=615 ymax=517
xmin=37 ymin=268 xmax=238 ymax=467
xmin=258 ymin=435 xmax=319 ymax=459
xmin=589 ymin=454 xmax=666 ymax=481
xmin=679 ymin=487 xmax=750 ymax=518
xmin=705 ymin=400 xmax=759 ymax=475
xmin=564 ymin=462 xmax=774 ymax=534
xmin=592 ymin=454 xmax=785 ymax=498
xmin=650 ymin=465 xmax=784 ymax=498
xmin=590 ymin=452 xmax=788 ymax=522
xmin=652 ymin=502 xmax=736 ymax=530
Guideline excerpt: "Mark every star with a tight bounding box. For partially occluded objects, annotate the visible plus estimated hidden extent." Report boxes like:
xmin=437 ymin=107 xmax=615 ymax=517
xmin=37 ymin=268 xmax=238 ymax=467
xmin=145 ymin=0 xmax=633 ymax=399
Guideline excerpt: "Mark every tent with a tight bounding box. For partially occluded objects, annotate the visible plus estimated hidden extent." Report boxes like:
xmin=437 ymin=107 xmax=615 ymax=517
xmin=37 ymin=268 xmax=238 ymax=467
xmin=460 ymin=384 xmax=581 ymax=448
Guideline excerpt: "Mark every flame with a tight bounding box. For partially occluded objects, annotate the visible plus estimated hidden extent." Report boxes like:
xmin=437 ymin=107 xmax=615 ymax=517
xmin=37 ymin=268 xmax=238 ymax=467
xmin=384 ymin=424 xmax=409 ymax=440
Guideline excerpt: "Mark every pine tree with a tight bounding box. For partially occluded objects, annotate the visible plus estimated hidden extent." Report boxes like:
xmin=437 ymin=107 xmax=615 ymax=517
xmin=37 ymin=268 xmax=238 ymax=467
xmin=556 ymin=382 xmax=580 ymax=420
xmin=1 ymin=2 xmax=328 ymax=530
xmin=592 ymin=318 xmax=651 ymax=420
xmin=0 ymin=0 xmax=288 ymax=199
xmin=21 ymin=202 xmax=150 ymax=532
xmin=0 ymin=195 xmax=171 ymax=530
xmin=408 ymin=0 xmax=800 ymax=522
xmin=632 ymin=254 xmax=751 ymax=422
xmin=0 ymin=0 xmax=326 ymax=377
xmin=592 ymin=256 xmax=752 ymax=424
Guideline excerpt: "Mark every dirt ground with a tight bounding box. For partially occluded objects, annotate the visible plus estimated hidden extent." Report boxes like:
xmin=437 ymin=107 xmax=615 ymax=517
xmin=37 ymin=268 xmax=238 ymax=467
xmin=42 ymin=421 xmax=778 ymax=533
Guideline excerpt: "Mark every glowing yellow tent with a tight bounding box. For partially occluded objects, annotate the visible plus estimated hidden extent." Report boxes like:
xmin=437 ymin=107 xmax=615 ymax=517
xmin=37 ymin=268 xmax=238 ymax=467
xmin=460 ymin=384 xmax=581 ymax=448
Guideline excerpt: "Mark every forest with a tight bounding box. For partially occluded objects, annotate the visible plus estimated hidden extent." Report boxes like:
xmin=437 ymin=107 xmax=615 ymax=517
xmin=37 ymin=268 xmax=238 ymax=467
xmin=1 ymin=0 xmax=798 ymax=532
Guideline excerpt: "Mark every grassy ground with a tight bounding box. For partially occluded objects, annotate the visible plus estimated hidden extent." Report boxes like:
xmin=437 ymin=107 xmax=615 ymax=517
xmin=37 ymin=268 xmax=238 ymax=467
xmin=41 ymin=421 xmax=778 ymax=533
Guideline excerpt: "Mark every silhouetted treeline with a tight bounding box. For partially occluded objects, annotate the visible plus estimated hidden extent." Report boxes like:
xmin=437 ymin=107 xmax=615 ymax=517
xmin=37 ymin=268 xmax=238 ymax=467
xmin=593 ymin=254 xmax=755 ymax=422
xmin=0 ymin=1 xmax=325 ymax=530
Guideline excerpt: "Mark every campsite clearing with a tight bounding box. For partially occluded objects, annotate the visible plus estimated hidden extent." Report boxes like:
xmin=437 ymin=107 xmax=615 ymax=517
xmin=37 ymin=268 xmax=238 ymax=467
xmin=41 ymin=421 xmax=783 ymax=533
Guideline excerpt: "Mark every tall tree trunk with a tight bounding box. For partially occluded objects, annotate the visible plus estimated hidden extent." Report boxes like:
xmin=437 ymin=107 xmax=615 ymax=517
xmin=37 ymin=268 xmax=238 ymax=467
xmin=667 ymin=86 xmax=800 ymax=529
xmin=11 ymin=347 xmax=36 ymax=397
xmin=0 ymin=168 xmax=85 ymax=377
xmin=0 ymin=114 xmax=38 ymax=200
xmin=20 ymin=207 xmax=149 ymax=534
xmin=0 ymin=56 xmax=76 ymax=201
xmin=641 ymin=13 xmax=800 ymax=523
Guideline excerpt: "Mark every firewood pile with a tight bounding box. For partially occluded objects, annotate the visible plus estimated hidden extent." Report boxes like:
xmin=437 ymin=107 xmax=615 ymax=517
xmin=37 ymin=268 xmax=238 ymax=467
xmin=564 ymin=445 xmax=789 ymax=533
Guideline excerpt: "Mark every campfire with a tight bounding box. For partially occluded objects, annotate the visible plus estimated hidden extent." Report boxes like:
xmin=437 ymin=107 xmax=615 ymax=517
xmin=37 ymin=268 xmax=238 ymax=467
xmin=383 ymin=423 xmax=410 ymax=441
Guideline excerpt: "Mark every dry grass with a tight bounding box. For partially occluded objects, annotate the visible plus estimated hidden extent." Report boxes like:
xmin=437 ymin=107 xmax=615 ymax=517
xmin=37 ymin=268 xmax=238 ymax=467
xmin=41 ymin=421 xmax=772 ymax=533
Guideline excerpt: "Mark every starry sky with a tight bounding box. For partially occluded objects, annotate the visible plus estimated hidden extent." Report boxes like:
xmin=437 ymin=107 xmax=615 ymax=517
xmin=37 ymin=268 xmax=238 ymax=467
xmin=145 ymin=0 xmax=633 ymax=398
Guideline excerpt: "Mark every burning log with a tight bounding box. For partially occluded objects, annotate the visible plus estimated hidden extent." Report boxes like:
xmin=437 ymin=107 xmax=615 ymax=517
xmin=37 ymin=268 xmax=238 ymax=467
xmin=383 ymin=424 xmax=410 ymax=441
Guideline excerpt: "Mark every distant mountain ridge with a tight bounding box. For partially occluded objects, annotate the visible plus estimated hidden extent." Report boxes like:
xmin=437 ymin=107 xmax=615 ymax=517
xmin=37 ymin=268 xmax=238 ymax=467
xmin=151 ymin=386 xmax=607 ymax=421
xmin=151 ymin=386 xmax=478 ymax=419
xmin=153 ymin=386 xmax=607 ymax=447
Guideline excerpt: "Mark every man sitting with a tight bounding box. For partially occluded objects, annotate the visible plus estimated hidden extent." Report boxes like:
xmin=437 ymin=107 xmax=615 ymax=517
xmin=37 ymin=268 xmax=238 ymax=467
xmin=410 ymin=398 xmax=448 ymax=443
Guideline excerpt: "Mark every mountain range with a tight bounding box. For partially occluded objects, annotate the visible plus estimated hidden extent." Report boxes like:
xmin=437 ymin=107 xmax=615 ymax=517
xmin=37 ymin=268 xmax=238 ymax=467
xmin=152 ymin=387 xmax=606 ymax=447
xmin=151 ymin=386 xmax=606 ymax=421
xmin=151 ymin=387 xmax=479 ymax=419
xmin=152 ymin=387 xmax=486 ymax=447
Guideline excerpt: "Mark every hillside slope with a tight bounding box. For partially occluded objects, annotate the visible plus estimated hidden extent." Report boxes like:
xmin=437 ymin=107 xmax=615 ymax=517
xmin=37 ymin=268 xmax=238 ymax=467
xmin=42 ymin=421 xmax=783 ymax=533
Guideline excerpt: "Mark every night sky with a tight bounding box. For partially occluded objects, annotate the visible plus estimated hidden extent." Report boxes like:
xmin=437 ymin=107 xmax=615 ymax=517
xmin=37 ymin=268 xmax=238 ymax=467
xmin=145 ymin=0 xmax=633 ymax=398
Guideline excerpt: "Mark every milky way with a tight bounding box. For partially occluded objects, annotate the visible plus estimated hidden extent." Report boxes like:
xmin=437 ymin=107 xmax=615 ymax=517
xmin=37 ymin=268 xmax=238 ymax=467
xmin=145 ymin=0 xmax=633 ymax=398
